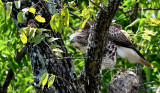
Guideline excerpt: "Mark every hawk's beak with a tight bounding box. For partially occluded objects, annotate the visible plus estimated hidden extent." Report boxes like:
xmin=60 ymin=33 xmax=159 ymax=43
xmin=70 ymin=39 xmax=75 ymax=44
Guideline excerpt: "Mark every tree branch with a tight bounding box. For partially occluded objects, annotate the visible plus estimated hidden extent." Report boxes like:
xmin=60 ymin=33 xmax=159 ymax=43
xmin=84 ymin=0 xmax=122 ymax=92
xmin=90 ymin=0 xmax=106 ymax=11
xmin=123 ymin=8 xmax=160 ymax=14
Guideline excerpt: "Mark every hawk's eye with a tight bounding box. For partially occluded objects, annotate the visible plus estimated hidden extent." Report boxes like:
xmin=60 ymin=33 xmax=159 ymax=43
xmin=77 ymin=36 xmax=82 ymax=39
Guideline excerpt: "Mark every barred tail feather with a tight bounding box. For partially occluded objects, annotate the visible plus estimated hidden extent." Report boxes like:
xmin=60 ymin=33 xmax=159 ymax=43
xmin=139 ymin=58 xmax=153 ymax=68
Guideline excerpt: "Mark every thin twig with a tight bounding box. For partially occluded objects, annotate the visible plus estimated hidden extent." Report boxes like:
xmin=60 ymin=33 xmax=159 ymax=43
xmin=119 ymin=8 xmax=160 ymax=14
xmin=139 ymin=81 xmax=155 ymax=87
xmin=90 ymin=1 xmax=106 ymax=11
xmin=69 ymin=11 xmax=82 ymax=20
xmin=53 ymin=57 xmax=87 ymax=60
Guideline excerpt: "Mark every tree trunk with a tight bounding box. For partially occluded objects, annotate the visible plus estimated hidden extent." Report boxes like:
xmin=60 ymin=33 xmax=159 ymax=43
xmin=2 ymin=0 xmax=83 ymax=92
xmin=84 ymin=0 xmax=122 ymax=93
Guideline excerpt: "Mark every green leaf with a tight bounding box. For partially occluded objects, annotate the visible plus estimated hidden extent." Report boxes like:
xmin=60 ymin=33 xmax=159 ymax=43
xmin=68 ymin=1 xmax=78 ymax=10
xmin=55 ymin=52 xmax=63 ymax=58
xmin=45 ymin=33 xmax=50 ymax=37
xmin=14 ymin=1 xmax=21 ymax=9
xmin=53 ymin=48 xmax=63 ymax=53
xmin=126 ymin=18 xmax=140 ymax=27
xmin=40 ymin=73 xmax=49 ymax=90
xmin=152 ymin=61 xmax=160 ymax=68
xmin=17 ymin=12 xmax=25 ymax=23
xmin=143 ymin=66 xmax=151 ymax=81
xmin=64 ymin=8 xmax=69 ymax=27
xmin=6 ymin=2 xmax=12 ymax=14
xmin=28 ymin=28 xmax=36 ymax=40
xmin=48 ymin=75 xmax=55 ymax=88
xmin=31 ymin=35 xmax=45 ymax=45
xmin=47 ymin=37 xmax=59 ymax=43
xmin=101 ymin=0 xmax=108 ymax=6
xmin=50 ymin=13 xmax=59 ymax=31
xmin=8 ymin=59 xmax=18 ymax=73
xmin=50 ymin=44 xmax=61 ymax=48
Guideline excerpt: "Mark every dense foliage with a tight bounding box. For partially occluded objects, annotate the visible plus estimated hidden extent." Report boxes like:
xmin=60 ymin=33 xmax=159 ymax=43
xmin=0 ymin=0 xmax=160 ymax=92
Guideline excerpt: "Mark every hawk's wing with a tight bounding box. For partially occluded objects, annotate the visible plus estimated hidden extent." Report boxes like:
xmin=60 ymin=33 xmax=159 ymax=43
xmin=108 ymin=25 xmax=152 ymax=68
xmin=108 ymin=25 xmax=134 ymax=48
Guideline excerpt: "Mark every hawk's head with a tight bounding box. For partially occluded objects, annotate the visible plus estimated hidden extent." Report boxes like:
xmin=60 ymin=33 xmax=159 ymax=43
xmin=70 ymin=21 xmax=95 ymax=53
xmin=70 ymin=30 xmax=89 ymax=53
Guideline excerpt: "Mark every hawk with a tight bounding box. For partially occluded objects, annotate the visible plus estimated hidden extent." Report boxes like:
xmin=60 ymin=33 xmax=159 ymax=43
xmin=70 ymin=21 xmax=153 ymax=70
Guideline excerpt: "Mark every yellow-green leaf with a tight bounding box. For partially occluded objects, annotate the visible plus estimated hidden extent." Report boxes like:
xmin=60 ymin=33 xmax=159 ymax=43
xmin=150 ymin=18 xmax=159 ymax=24
xmin=17 ymin=12 xmax=25 ymax=23
xmin=53 ymin=48 xmax=63 ymax=53
xmin=127 ymin=18 xmax=140 ymax=28
xmin=64 ymin=8 xmax=69 ymax=27
xmin=40 ymin=73 xmax=49 ymax=90
xmin=79 ymin=17 xmax=89 ymax=31
xmin=20 ymin=32 xmax=27 ymax=44
xmin=28 ymin=7 xmax=36 ymax=14
xmin=61 ymin=9 xmax=65 ymax=16
xmin=48 ymin=75 xmax=55 ymax=88
xmin=35 ymin=15 xmax=46 ymax=23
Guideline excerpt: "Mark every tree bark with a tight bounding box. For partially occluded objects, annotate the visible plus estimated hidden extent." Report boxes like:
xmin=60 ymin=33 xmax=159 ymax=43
xmin=2 ymin=0 xmax=83 ymax=93
xmin=108 ymin=70 xmax=139 ymax=93
xmin=84 ymin=0 xmax=122 ymax=93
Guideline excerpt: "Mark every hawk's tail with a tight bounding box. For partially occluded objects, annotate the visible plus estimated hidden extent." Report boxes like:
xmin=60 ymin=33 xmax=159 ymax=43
xmin=139 ymin=58 xmax=153 ymax=68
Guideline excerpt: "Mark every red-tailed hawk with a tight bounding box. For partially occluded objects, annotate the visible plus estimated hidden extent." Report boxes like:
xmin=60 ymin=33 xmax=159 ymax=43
xmin=70 ymin=21 xmax=152 ymax=70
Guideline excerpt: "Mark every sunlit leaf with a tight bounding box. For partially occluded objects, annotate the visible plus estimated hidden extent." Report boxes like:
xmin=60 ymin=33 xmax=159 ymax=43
xmin=47 ymin=37 xmax=59 ymax=43
xmin=40 ymin=73 xmax=49 ymax=90
xmin=150 ymin=18 xmax=160 ymax=24
xmin=64 ymin=8 xmax=69 ymax=27
xmin=48 ymin=75 xmax=55 ymax=88
xmin=79 ymin=17 xmax=89 ymax=31
xmin=100 ymin=0 xmax=108 ymax=7
xmin=28 ymin=7 xmax=36 ymax=14
xmin=20 ymin=32 xmax=27 ymax=44
xmin=127 ymin=18 xmax=140 ymax=27
xmin=50 ymin=44 xmax=61 ymax=48
xmin=14 ymin=1 xmax=21 ymax=9
xmin=28 ymin=28 xmax=36 ymax=40
xmin=6 ymin=2 xmax=12 ymax=14
xmin=68 ymin=1 xmax=78 ymax=10
xmin=53 ymin=48 xmax=63 ymax=53
xmin=61 ymin=9 xmax=65 ymax=16
xmin=35 ymin=15 xmax=46 ymax=23
xmin=45 ymin=33 xmax=50 ymax=37
xmin=55 ymin=52 xmax=63 ymax=58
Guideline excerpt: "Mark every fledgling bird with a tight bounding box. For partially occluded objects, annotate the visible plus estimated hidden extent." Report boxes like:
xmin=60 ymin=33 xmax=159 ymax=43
xmin=70 ymin=21 xmax=153 ymax=70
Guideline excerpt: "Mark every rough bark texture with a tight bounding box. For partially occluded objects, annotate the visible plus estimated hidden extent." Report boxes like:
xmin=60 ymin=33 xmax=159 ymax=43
xmin=108 ymin=71 xmax=139 ymax=93
xmin=84 ymin=0 xmax=122 ymax=93
xmin=2 ymin=0 xmax=82 ymax=93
